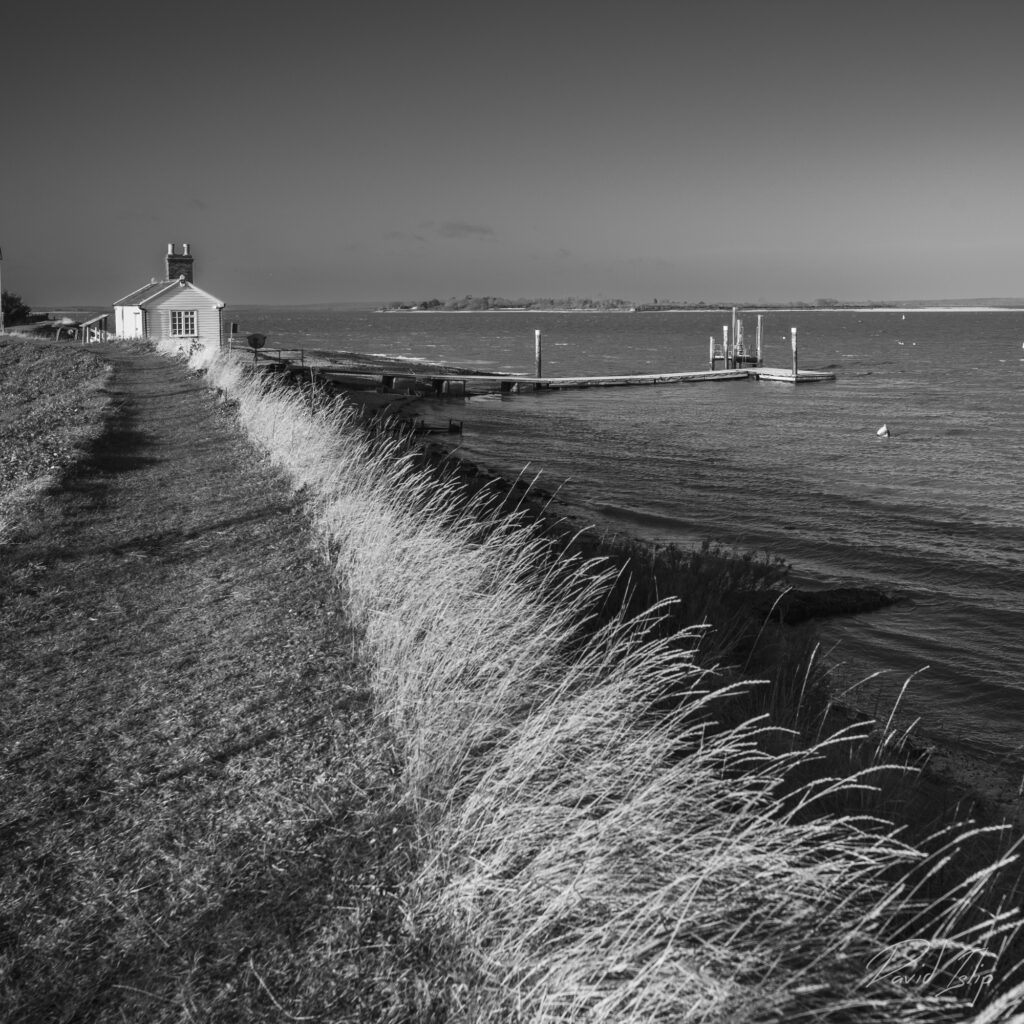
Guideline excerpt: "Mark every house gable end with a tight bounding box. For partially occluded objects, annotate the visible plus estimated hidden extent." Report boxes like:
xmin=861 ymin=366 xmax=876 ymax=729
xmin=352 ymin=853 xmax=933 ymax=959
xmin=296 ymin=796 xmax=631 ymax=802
xmin=140 ymin=280 xmax=225 ymax=310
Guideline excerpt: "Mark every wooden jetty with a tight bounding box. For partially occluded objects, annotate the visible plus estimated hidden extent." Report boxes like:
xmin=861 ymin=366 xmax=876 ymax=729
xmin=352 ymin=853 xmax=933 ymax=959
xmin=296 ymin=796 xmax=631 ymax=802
xmin=236 ymin=349 xmax=835 ymax=394
xmin=397 ymin=367 xmax=835 ymax=392
xmin=226 ymin=318 xmax=835 ymax=400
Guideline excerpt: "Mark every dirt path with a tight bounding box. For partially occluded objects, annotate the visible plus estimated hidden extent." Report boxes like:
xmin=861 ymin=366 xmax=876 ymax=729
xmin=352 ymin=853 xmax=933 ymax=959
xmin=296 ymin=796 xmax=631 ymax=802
xmin=0 ymin=347 xmax=421 ymax=1022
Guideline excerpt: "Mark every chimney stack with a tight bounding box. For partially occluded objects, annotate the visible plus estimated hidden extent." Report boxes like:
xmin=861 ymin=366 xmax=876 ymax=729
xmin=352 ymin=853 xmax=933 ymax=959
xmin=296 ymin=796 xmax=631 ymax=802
xmin=166 ymin=242 xmax=195 ymax=283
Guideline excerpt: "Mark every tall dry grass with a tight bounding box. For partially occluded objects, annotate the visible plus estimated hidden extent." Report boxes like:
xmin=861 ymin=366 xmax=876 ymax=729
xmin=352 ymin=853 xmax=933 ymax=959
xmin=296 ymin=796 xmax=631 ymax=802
xmin=179 ymin=340 xmax=1024 ymax=1022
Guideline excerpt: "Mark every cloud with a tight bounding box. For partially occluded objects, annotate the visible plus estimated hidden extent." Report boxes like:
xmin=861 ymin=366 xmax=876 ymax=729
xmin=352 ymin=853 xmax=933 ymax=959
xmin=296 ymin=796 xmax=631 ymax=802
xmin=383 ymin=221 xmax=496 ymax=245
xmin=436 ymin=221 xmax=495 ymax=239
xmin=115 ymin=207 xmax=161 ymax=223
xmin=383 ymin=229 xmax=427 ymax=243
xmin=620 ymin=255 xmax=678 ymax=271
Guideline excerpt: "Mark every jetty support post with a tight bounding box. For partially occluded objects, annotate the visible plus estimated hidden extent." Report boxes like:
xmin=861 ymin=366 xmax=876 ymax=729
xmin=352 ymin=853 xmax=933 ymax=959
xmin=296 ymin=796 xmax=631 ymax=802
xmin=791 ymin=327 xmax=798 ymax=379
xmin=709 ymin=335 xmax=715 ymax=370
xmin=535 ymin=329 xmax=542 ymax=381
xmin=756 ymin=314 xmax=763 ymax=366
xmin=722 ymin=326 xmax=730 ymax=369
xmin=731 ymin=306 xmax=738 ymax=360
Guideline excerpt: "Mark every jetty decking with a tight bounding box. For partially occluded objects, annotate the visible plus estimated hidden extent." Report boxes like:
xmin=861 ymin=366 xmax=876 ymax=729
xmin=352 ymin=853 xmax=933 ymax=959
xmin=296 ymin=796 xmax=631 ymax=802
xmin=413 ymin=367 xmax=836 ymax=390
xmin=227 ymin=340 xmax=835 ymax=397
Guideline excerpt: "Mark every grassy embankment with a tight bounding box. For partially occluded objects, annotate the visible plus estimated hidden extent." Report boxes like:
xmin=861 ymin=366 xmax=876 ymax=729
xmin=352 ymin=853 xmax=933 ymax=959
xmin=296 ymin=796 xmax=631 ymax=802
xmin=174 ymin=335 xmax=1024 ymax=1022
xmin=2 ymin=336 xmax=459 ymax=1022
xmin=0 ymin=336 xmax=112 ymax=541
xmin=5 ymin=333 xmax=1022 ymax=1021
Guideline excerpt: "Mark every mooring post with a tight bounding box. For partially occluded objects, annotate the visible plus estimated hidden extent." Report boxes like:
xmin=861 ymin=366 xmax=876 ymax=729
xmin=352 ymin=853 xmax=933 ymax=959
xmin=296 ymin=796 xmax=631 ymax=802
xmin=709 ymin=335 xmax=715 ymax=370
xmin=535 ymin=329 xmax=542 ymax=379
xmin=731 ymin=307 xmax=738 ymax=364
xmin=791 ymin=327 xmax=799 ymax=378
xmin=756 ymin=314 xmax=763 ymax=366
xmin=722 ymin=326 xmax=730 ymax=369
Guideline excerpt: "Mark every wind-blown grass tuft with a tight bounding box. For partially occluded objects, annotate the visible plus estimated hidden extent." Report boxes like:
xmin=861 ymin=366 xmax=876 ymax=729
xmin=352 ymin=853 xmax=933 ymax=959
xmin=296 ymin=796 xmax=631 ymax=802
xmin=178 ymin=339 xmax=1024 ymax=1022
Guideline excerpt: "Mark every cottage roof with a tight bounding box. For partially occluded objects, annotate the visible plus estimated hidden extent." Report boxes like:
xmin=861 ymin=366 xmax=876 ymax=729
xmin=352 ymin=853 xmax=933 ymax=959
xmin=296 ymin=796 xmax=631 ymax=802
xmin=113 ymin=277 xmax=224 ymax=309
xmin=113 ymin=280 xmax=167 ymax=306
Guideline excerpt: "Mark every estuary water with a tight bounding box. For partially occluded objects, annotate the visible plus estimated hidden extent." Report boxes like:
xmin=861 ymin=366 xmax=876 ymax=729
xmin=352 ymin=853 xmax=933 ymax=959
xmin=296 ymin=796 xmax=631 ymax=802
xmin=233 ymin=306 xmax=1024 ymax=766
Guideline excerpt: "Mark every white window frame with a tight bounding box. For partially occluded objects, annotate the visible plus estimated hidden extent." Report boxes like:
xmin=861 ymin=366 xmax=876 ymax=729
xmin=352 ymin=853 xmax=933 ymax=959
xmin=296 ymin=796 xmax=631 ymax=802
xmin=170 ymin=309 xmax=198 ymax=336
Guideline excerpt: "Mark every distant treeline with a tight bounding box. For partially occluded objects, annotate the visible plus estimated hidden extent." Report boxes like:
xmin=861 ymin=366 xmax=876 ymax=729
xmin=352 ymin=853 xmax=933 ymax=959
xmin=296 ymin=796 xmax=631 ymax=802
xmin=381 ymin=295 xmax=1024 ymax=313
xmin=637 ymin=299 xmax=853 ymax=311
xmin=379 ymin=295 xmax=635 ymax=311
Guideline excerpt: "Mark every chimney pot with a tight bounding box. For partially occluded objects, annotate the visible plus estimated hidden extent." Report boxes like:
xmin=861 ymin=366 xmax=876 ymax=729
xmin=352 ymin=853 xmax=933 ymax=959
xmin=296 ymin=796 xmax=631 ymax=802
xmin=165 ymin=243 xmax=195 ymax=284
xmin=183 ymin=242 xmax=191 ymax=256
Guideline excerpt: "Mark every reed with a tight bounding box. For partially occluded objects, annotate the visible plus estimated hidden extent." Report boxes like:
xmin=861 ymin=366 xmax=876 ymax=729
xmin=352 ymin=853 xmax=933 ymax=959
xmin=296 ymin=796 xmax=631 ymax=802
xmin=178 ymin=340 xmax=1024 ymax=1022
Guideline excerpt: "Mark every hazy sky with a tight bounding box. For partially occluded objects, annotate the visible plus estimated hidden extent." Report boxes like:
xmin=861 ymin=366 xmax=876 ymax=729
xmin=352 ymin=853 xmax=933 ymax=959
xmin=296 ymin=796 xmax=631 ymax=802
xmin=4 ymin=0 xmax=1024 ymax=306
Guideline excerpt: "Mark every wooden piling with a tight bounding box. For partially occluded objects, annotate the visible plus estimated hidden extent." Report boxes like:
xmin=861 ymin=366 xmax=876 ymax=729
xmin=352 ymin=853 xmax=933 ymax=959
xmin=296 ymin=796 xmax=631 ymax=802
xmin=722 ymin=326 xmax=730 ymax=369
xmin=709 ymin=335 xmax=715 ymax=370
xmin=791 ymin=327 xmax=798 ymax=378
xmin=756 ymin=314 xmax=763 ymax=366
xmin=535 ymin=329 xmax=542 ymax=379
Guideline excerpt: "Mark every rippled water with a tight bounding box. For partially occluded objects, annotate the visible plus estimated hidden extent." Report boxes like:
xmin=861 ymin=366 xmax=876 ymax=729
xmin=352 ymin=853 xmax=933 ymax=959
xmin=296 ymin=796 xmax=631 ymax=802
xmin=234 ymin=306 xmax=1024 ymax=761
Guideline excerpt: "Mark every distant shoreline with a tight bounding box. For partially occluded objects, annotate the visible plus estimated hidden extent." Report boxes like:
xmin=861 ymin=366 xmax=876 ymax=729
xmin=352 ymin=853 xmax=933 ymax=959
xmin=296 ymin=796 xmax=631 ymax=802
xmin=377 ymin=307 xmax=637 ymax=314
xmin=377 ymin=305 xmax=1024 ymax=314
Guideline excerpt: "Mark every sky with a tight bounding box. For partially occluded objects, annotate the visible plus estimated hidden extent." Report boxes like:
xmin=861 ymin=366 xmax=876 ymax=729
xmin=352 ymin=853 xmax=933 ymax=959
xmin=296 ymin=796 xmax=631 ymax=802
xmin=3 ymin=0 xmax=1024 ymax=307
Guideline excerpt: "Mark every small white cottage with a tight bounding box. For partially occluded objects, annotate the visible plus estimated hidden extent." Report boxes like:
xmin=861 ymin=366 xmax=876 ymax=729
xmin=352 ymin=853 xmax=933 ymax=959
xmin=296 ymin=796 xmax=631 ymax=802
xmin=114 ymin=243 xmax=225 ymax=347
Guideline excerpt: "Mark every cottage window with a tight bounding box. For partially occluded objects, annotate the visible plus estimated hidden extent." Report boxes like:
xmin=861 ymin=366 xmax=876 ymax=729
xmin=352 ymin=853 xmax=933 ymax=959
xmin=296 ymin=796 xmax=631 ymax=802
xmin=170 ymin=310 xmax=198 ymax=336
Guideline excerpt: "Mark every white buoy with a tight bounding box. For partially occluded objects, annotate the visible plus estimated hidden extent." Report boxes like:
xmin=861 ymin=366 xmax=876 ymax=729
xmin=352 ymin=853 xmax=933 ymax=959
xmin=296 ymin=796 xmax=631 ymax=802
xmin=877 ymin=424 xmax=890 ymax=437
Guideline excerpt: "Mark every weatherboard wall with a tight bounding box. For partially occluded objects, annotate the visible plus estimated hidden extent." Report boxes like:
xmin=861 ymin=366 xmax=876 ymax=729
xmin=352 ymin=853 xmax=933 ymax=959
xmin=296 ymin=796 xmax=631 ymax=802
xmin=114 ymin=304 xmax=145 ymax=339
xmin=144 ymin=286 xmax=223 ymax=347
